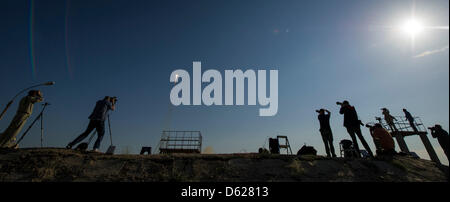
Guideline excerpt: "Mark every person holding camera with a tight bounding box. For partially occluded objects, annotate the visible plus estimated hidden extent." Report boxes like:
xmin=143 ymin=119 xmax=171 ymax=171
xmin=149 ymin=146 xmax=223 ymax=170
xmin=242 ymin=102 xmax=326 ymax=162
xmin=382 ymin=108 xmax=397 ymax=132
xmin=430 ymin=125 xmax=449 ymax=162
xmin=66 ymin=96 xmax=116 ymax=152
xmin=317 ymin=109 xmax=336 ymax=158
xmin=370 ymin=123 xmax=396 ymax=156
xmin=338 ymin=100 xmax=373 ymax=158
xmin=0 ymin=90 xmax=44 ymax=148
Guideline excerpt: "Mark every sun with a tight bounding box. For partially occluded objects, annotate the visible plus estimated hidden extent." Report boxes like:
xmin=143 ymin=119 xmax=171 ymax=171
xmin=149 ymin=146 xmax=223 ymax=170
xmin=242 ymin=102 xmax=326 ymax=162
xmin=401 ymin=19 xmax=424 ymax=37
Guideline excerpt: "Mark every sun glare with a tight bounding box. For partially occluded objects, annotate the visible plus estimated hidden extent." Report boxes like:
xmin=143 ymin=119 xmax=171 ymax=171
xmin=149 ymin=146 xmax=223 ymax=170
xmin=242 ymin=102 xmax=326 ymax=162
xmin=402 ymin=19 xmax=424 ymax=37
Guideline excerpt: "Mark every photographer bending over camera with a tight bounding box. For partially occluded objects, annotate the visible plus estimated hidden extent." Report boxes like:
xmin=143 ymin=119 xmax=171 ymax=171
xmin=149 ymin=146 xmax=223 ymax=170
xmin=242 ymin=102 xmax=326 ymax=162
xmin=370 ymin=124 xmax=395 ymax=156
xmin=429 ymin=125 xmax=449 ymax=162
xmin=66 ymin=96 xmax=116 ymax=152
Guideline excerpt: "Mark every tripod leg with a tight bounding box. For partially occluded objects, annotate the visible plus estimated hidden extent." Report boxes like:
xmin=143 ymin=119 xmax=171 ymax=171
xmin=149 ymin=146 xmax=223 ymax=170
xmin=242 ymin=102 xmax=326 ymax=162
xmin=108 ymin=115 xmax=113 ymax=146
xmin=10 ymin=104 xmax=48 ymax=148
xmin=14 ymin=113 xmax=42 ymax=147
xmin=41 ymin=111 xmax=43 ymax=148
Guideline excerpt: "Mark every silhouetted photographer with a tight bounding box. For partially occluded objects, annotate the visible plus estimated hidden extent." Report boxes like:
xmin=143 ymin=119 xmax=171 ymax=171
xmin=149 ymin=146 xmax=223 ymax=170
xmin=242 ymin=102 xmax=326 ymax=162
xmin=429 ymin=124 xmax=449 ymax=162
xmin=338 ymin=100 xmax=373 ymax=158
xmin=367 ymin=123 xmax=396 ymax=156
xmin=403 ymin=109 xmax=418 ymax=132
xmin=66 ymin=96 xmax=117 ymax=152
xmin=316 ymin=109 xmax=336 ymax=158
xmin=382 ymin=108 xmax=397 ymax=132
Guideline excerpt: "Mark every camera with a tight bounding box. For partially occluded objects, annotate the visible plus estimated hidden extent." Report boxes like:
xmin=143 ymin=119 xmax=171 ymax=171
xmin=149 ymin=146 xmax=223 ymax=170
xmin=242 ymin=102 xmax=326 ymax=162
xmin=336 ymin=102 xmax=343 ymax=105
xmin=428 ymin=127 xmax=438 ymax=138
xmin=365 ymin=124 xmax=373 ymax=128
xmin=110 ymin=96 xmax=118 ymax=103
xmin=316 ymin=109 xmax=325 ymax=113
xmin=428 ymin=127 xmax=437 ymax=138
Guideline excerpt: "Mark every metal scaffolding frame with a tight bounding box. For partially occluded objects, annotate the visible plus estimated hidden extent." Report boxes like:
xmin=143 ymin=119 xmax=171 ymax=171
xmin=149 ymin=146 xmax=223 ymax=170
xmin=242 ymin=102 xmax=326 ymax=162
xmin=159 ymin=131 xmax=202 ymax=154
xmin=368 ymin=115 xmax=441 ymax=164
xmin=377 ymin=116 xmax=427 ymax=134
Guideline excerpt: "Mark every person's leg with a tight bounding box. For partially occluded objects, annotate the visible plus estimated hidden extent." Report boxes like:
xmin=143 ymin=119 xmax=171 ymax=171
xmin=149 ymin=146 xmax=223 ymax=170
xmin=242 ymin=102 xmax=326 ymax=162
xmin=373 ymin=139 xmax=382 ymax=155
xmin=355 ymin=127 xmax=374 ymax=157
xmin=68 ymin=120 xmax=96 ymax=147
xmin=346 ymin=127 xmax=361 ymax=158
xmin=93 ymin=121 xmax=105 ymax=150
xmin=321 ymin=132 xmax=331 ymax=157
xmin=388 ymin=122 xmax=397 ymax=131
xmin=409 ymin=120 xmax=418 ymax=132
xmin=392 ymin=123 xmax=398 ymax=131
xmin=328 ymin=134 xmax=336 ymax=157
xmin=438 ymin=137 xmax=449 ymax=161
xmin=388 ymin=123 xmax=395 ymax=132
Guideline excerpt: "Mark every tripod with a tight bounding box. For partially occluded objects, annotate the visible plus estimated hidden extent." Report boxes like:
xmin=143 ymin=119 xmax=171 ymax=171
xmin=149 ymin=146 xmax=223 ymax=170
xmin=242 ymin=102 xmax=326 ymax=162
xmin=14 ymin=102 xmax=50 ymax=148
xmin=105 ymin=114 xmax=116 ymax=155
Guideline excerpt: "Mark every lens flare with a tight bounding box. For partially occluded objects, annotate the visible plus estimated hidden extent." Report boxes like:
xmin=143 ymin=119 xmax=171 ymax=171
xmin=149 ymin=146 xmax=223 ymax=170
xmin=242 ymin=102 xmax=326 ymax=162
xmin=28 ymin=0 xmax=36 ymax=80
xmin=65 ymin=0 xmax=73 ymax=79
xmin=402 ymin=19 xmax=424 ymax=37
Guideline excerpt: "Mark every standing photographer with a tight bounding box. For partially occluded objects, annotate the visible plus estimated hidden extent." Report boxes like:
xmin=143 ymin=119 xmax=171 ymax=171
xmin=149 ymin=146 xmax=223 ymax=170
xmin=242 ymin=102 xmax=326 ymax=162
xmin=403 ymin=109 xmax=417 ymax=132
xmin=0 ymin=90 xmax=43 ymax=148
xmin=66 ymin=96 xmax=116 ymax=152
xmin=382 ymin=108 xmax=397 ymax=132
xmin=317 ymin=109 xmax=336 ymax=158
xmin=338 ymin=100 xmax=374 ymax=158
xmin=430 ymin=125 xmax=449 ymax=162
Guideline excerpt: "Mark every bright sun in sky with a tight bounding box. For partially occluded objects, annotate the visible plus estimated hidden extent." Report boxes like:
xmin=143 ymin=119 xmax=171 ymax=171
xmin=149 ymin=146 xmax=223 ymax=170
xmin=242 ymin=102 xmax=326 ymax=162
xmin=401 ymin=18 xmax=424 ymax=37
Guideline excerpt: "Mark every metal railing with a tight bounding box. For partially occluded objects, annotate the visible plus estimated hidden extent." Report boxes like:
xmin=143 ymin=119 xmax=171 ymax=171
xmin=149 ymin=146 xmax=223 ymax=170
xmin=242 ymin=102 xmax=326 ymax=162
xmin=159 ymin=131 xmax=202 ymax=154
xmin=372 ymin=116 xmax=427 ymax=134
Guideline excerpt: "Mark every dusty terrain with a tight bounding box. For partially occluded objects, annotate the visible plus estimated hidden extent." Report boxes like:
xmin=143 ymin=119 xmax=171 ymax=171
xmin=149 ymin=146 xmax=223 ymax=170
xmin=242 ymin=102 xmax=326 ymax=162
xmin=0 ymin=148 xmax=448 ymax=182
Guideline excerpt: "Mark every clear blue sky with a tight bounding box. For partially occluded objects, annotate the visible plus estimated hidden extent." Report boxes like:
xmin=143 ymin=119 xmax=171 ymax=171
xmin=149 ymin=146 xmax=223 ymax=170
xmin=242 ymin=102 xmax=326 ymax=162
xmin=0 ymin=0 xmax=448 ymax=164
